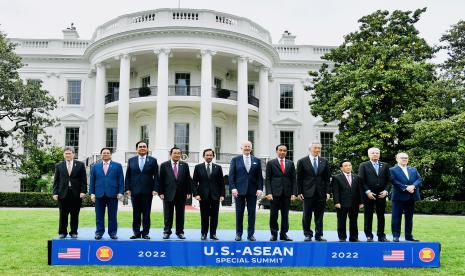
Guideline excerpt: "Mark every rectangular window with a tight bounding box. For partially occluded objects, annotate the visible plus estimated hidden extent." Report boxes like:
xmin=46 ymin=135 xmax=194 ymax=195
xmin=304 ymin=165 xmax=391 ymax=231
xmin=140 ymin=125 xmax=149 ymax=146
xmin=215 ymin=127 xmax=222 ymax=156
xmin=214 ymin=78 xmax=222 ymax=89
xmin=67 ymin=80 xmax=81 ymax=105
xmin=65 ymin=127 xmax=80 ymax=158
xmin=320 ymin=132 xmax=334 ymax=160
xmin=248 ymin=130 xmax=255 ymax=155
xmin=106 ymin=128 xmax=117 ymax=152
xmin=141 ymin=76 xmax=151 ymax=87
xmin=174 ymin=123 xmax=189 ymax=153
xmin=27 ymin=79 xmax=41 ymax=86
xmin=280 ymin=131 xmax=294 ymax=161
xmin=248 ymin=84 xmax=255 ymax=96
xmin=175 ymin=73 xmax=191 ymax=95
xmin=280 ymin=84 xmax=294 ymax=109
xmin=107 ymin=82 xmax=119 ymax=94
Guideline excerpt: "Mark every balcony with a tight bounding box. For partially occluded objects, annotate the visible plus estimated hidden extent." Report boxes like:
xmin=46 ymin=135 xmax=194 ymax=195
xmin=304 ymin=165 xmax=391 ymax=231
xmin=168 ymin=85 xmax=201 ymax=96
xmin=130 ymin=86 xmax=158 ymax=98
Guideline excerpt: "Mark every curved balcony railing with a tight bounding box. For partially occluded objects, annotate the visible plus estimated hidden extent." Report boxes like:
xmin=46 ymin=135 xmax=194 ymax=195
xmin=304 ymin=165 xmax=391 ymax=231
xmin=129 ymin=86 xmax=158 ymax=98
xmin=168 ymin=85 xmax=201 ymax=96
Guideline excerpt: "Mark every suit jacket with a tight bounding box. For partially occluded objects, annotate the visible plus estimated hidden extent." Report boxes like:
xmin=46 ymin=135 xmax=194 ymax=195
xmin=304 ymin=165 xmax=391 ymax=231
xmin=296 ymin=156 xmax=331 ymax=198
xmin=332 ymin=173 xmax=363 ymax=208
xmin=125 ymin=155 xmax=159 ymax=195
xmin=389 ymin=165 xmax=422 ymax=201
xmin=228 ymin=155 xmax=264 ymax=196
xmin=159 ymin=160 xmax=193 ymax=202
xmin=358 ymin=161 xmax=391 ymax=195
xmin=89 ymin=161 xmax=124 ymax=198
xmin=192 ymin=162 xmax=225 ymax=201
xmin=265 ymin=158 xmax=297 ymax=197
xmin=53 ymin=160 xmax=87 ymax=199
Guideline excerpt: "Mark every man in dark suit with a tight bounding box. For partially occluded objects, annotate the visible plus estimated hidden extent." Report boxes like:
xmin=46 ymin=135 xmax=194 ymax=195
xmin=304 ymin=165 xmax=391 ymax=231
xmin=297 ymin=142 xmax=331 ymax=241
xmin=332 ymin=160 xmax=364 ymax=242
xmin=192 ymin=148 xmax=225 ymax=240
xmin=229 ymin=141 xmax=263 ymax=241
xmin=265 ymin=144 xmax=297 ymax=241
xmin=89 ymin=148 xmax=124 ymax=240
xmin=390 ymin=152 xmax=422 ymax=242
xmin=52 ymin=147 xmax=87 ymax=239
xmin=125 ymin=141 xmax=159 ymax=239
xmin=358 ymin=147 xmax=391 ymax=242
xmin=159 ymin=146 xmax=193 ymax=239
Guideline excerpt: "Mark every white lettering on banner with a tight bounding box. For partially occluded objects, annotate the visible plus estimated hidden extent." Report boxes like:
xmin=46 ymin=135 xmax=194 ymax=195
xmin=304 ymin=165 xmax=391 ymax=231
xmin=204 ymin=246 xmax=294 ymax=257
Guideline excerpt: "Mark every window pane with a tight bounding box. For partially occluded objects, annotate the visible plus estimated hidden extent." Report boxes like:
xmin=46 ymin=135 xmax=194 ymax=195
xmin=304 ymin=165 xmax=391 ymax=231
xmin=320 ymin=132 xmax=334 ymax=160
xmin=215 ymin=127 xmax=222 ymax=156
xmin=65 ymin=127 xmax=80 ymax=158
xmin=140 ymin=125 xmax=149 ymax=146
xmin=141 ymin=76 xmax=150 ymax=87
xmin=67 ymin=80 xmax=81 ymax=105
xmin=106 ymin=128 xmax=117 ymax=152
xmin=280 ymin=131 xmax=294 ymax=161
xmin=174 ymin=123 xmax=189 ymax=153
xmin=280 ymin=84 xmax=293 ymax=109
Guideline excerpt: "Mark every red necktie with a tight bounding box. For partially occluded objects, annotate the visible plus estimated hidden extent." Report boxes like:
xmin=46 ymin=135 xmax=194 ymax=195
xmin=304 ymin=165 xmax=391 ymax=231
xmin=280 ymin=159 xmax=285 ymax=173
xmin=173 ymin=162 xmax=178 ymax=179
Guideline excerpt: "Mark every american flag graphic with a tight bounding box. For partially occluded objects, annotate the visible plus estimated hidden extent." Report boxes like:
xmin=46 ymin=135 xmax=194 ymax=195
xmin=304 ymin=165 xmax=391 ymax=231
xmin=58 ymin=248 xmax=81 ymax=259
xmin=383 ymin=250 xmax=405 ymax=261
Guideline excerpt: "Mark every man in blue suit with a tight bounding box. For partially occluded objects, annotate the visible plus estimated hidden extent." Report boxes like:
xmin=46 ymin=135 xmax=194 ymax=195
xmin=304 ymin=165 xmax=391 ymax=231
xmin=229 ymin=141 xmax=263 ymax=241
xmin=89 ymin=148 xmax=124 ymax=240
xmin=389 ymin=152 xmax=422 ymax=242
xmin=125 ymin=141 xmax=159 ymax=239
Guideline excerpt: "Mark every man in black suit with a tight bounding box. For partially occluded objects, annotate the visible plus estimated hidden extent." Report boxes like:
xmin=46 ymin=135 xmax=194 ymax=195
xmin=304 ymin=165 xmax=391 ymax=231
xmin=265 ymin=144 xmax=297 ymax=241
xmin=159 ymin=147 xmax=192 ymax=239
xmin=192 ymin=149 xmax=225 ymax=240
xmin=332 ymin=160 xmax=364 ymax=242
xmin=297 ymin=142 xmax=331 ymax=241
xmin=358 ymin=147 xmax=391 ymax=242
xmin=125 ymin=141 xmax=159 ymax=239
xmin=229 ymin=141 xmax=264 ymax=241
xmin=52 ymin=147 xmax=87 ymax=239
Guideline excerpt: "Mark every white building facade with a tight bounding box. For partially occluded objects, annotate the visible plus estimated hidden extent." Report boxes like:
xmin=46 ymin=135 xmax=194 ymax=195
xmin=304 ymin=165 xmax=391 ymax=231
xmin=5 ymin=9 xmax=338 ymax=191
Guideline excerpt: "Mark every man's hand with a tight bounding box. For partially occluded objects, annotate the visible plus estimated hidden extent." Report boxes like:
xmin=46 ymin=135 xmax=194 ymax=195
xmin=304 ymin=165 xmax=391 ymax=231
xmin=91 ymin=194 xmax=96 ymax=203
xmin=359 ymin=204 xmax=364 ymax=209
xmin=186 ymin=194 xmax=191 ymax=200
xmin=406 ymin=185 xmax=415 ymax=193
xmin=367 ymin=192 xmax=376 ymax=200
xmin=232 ymin=189 xmax=238 ymax=198
xmin=152 ymin=191 xmax=158 ymax=197
xmin=117 ymin=193 xmax=123 ymax=200
xmin=195 ymin=195 xmax=201 ymax=201
xmin=291 ymin=195 xmax=296 ymax=201
xmin=266 ymin=194 xmax=273 ymax=201
xmin=126 ymin=191 xmax=131 ymax=198
xmin=220 ymin=196 xmax=224 ymax=202
xmin=53 ymin=195 xmax=58 ymax=201
xmin=298 ymin=194 xmax=304 ymax=200
xmin=378 ymin=191 xmax=388 ymax=198
xmin=159 ymin=194 xmax=164 ymax=200
xmin=256 ymin=190 xmax=263 ymax=197
xmin=79 ymin=193 xmax=86 ymax=199
xmin=335 ymin=203 xmax=341 ymax=209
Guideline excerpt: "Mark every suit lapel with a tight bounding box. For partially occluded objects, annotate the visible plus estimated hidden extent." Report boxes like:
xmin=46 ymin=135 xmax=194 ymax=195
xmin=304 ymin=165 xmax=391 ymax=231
xmin=396 ymin=166 xmax=409 ymax=182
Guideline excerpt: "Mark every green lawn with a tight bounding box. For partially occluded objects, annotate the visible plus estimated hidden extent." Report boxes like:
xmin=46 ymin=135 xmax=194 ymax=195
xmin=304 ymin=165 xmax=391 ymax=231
xmin=0 ymin=209 xmax=463 ymax=275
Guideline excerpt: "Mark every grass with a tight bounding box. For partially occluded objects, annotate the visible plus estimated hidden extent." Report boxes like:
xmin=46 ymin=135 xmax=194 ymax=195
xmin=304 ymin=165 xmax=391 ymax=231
xmin=0 ymin=208 xmax=463 ymax=275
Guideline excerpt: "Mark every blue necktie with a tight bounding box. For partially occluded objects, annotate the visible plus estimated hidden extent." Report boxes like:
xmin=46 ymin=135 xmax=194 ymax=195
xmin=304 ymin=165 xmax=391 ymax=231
xmin=313 ymin=158 xmax=318 ymax=174
xmin=374 ymin=163 xmax=379 ymax=175
xmin=139 ymin=157 xmax=145 ymax=171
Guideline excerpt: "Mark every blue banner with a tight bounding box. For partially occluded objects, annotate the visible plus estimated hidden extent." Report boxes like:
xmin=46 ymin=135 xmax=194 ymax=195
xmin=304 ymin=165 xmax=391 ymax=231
xmin=50 ymin=239 xmax=440 ymax=267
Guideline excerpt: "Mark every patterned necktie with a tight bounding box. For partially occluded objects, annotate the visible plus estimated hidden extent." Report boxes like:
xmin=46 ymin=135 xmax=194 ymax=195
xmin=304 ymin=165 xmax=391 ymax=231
xmin=280 ymin=159 xmax=285 ymax=173
xmin=346 ymin=174 xmax=352 ymax=186
xmin=313 ymin=157 xmax=318 ymax=174
xmin=103 ymin=162 xmax=108 ymax=175
xmin=245 ymin=156 xmax=251 ymax=173
xmin=139 ymin=157 xmax=145 ymax=171
xmin=173 ymin=162 xmax=178 ymax=179
xmin=374 ymin=162 xmax=379 ymax=175
xmin=207 ymin=163 xmax=211 ymax=177
xmin=67 ymin=161 xmax=72 ymax=175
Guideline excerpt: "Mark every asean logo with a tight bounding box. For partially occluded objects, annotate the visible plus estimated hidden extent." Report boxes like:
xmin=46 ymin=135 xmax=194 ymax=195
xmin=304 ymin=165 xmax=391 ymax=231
xmin=419 ymin=248 xmax=435 ymax=262
xmin=96 ymin=246 xmax=113 ymax=261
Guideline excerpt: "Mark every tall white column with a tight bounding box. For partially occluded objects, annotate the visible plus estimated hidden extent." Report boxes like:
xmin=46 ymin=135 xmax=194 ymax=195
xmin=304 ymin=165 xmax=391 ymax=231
xmin=236 ymin=56 xmax=248 ymax=152
xmin=116 ymin=54 xmax=130 ymax=158
xmin=257 ymin=67 xmax=270 ymax=158
xmin=154 ymin=49 xmax=170 ymax=162
xmin=199 ymin=50 xmax=215 ymax=160
xmin=94 ymin=63 xmax=106 ymax=153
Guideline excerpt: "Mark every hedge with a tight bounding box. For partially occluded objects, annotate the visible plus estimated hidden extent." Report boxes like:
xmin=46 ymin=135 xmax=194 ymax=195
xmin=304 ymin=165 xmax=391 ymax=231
xmin=0 ymin=192 xmax=93 ymax=208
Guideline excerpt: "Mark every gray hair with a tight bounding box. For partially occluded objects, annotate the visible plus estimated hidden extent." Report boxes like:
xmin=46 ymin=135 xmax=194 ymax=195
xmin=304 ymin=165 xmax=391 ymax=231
xmin=396 ymin=152 xmax=408 ymax=159
xmin=63 ymin=146 xmax=75 ymax=153
xmin=308 ymin=141 xmax=321 ymax=148
xmin=368 ymin=147 xmax=380 ymax=154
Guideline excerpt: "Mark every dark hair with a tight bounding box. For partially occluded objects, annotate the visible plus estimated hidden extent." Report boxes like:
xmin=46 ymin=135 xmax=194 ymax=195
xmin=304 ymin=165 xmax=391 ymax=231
xmin=203 ymin=148 xmax=215 ymax=157
xmin=100 ymin=147 xmax=112 ymax=154
xmin=276 ymin=144 xmax=288 ymax=151
xmin=170 ymin=146 xmax=182 ymax=155
xmin=339 ymin=159 xmax=351 ymax=167
xmin=136 ymin=141 xmax=148 ymax=149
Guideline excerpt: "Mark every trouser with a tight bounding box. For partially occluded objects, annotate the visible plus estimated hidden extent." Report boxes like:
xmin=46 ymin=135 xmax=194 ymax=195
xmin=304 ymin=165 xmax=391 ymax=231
xmin=199 ymin=197 xmax=220 ymax=236
xmin=58 ymin=189 xmax=82 ymax=235
xmin=95 ymin=195 xmax=118 ymax=236
xmin=131 ymin=194 xmax=153 ymax=236
xmin=363 ymin=197 xmax=386 ymax=239
xmin=269 ymin=195 xmax=290 ymax=236
xmin=302 ymin=196 xmax=325 ymax=238
xmin=391 ymin=200 xmax=415 ymax=239
xmin=235 ymin=194 xmax=257 ymax=237
xmin=163 ymin=192 xmax=187 ymax=235
xmin=336 ymin=206 xmax=359 ymax=240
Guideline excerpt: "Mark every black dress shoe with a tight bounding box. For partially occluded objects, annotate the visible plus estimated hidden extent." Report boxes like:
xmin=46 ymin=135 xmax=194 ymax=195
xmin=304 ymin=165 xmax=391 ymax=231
xmin=247 ymin=236 xmax=256 ymax=241
xmin=130 ymin=234 xmax=140 ymax=239
xmin=366 ymin=237 xmax=374 ymax=242
xmin=393 ymin=237 xmax=400 ymax=242
xmin=95 ymin=234 xmax=102 ymax=240
xmin=59 ymin=234 xmax=67 ymax=239
xmin=210 ymin=234 xmax=219 ymax=240
xmin=201 ymin=234 xmax=207 ymax=240
xmin=70 ymin=234 xmax=78 ymax=239
xmin=349 ymin=238 xmax=360 ymax=242
xmin=304 ymin=236 xmax=312 ymax=242
xmin=315 ymin=237 xmax=327 ymax=242
xmin=177 ymin=234 xmax=186 ymax=239
xmin=235 ymin=235 xmax=242 ymax=241
xmin=163 ymin=233 xmax=170 ymax=239
xmin=339 ymin=239 xmax=346 ymax=242
xmin=142 ymin=235 xmax=151 ymax=240
xmin=110 ymin=235 xmax=118 ymax=240
xmin=406 ymin=238 xmax=420 ymax=242
xmin=378 ymin=237 xmax=390 ymax=242
xmin=280 ymin=235 xmax=293 ymax=241
xmin=270 ymin=235 xmax=277 ymax=241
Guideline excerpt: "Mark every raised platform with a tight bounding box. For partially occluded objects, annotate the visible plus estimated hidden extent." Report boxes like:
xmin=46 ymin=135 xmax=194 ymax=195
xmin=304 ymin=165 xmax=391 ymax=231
xmin=49 ymin=228 xmax=440 ymax=267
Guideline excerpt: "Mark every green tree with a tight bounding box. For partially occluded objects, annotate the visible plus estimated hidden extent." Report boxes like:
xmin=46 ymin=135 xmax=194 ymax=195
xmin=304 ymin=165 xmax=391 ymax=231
xmin=308 ymin=8 xmax=436 ymax=167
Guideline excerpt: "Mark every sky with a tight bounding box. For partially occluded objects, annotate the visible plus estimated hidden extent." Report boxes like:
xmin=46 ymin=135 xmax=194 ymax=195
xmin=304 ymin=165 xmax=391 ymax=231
xmin=0 ymin=0 xmax=463 ymax=54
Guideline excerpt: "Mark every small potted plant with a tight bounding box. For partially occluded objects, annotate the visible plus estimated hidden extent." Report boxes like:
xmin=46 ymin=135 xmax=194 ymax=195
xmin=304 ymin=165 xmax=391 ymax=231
xmin=217 ymin=88 xmax=230 ymax=99
xmin=138 ymin=86 xmax=151 ymax=97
